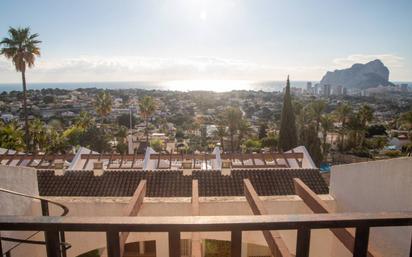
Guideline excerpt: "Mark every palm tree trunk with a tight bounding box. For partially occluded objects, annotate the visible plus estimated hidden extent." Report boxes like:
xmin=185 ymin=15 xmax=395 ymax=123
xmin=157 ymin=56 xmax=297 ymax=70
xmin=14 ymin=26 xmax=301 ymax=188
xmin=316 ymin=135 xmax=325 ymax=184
xmin=230 ymin=133 xmax=234 ymax=153
xmin=21 ymin=71 xmax=30 ymax=150
xmin=220 ymin=137 xmax=224 ymax=152
xmin=145 ymin=118 xmax=149 ymax=142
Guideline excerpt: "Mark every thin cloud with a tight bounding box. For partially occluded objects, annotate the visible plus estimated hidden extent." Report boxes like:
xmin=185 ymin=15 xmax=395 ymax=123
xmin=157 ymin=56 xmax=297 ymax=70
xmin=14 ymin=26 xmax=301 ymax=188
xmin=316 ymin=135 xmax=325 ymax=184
xmin=0 ymin=55 xmax=327 ymax=82
xmin=333 ymin=54 xmax=404 ymax=68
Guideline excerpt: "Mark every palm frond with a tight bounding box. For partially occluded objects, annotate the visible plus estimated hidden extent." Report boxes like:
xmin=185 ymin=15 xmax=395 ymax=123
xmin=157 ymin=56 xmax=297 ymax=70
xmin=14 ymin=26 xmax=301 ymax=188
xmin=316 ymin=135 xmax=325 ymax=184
xmin=1 ymin=26 xmax=41 ymax=71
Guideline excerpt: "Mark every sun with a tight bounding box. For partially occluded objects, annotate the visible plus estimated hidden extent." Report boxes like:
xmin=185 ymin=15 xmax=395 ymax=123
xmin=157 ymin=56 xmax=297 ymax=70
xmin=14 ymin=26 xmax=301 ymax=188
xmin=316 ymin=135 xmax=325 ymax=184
xmin=200 ymin=10 xmax=207 ymax=21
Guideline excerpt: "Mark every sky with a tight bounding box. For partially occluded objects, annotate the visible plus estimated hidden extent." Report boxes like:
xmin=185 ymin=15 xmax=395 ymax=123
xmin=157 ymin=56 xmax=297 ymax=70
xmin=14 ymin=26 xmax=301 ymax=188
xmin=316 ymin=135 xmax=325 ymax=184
xmin=0 ymin=0 xmax=411 ymax=83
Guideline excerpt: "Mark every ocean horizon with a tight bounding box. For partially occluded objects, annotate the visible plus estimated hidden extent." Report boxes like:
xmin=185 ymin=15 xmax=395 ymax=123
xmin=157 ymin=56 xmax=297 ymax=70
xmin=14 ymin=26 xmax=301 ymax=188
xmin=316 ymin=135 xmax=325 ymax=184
xmin=0 ymin=80 xmax=308 ymax=93
xmin=0 ymin=80 xmax=410 ymax=93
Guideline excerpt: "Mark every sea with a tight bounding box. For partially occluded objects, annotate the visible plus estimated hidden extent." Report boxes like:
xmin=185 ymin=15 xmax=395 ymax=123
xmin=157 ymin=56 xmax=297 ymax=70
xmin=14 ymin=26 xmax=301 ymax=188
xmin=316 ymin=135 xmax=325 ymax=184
xmin=0 ymin=80 xmax=410 ymax=93
xmin=0 ymin=80 xmax=310 ymax=93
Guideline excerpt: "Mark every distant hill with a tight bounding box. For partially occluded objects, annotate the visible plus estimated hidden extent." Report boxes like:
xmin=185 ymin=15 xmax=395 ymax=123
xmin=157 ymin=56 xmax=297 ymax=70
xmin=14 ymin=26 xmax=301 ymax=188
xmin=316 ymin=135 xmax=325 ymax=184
xmin=320 ymin=59 xmax=394 ymax=89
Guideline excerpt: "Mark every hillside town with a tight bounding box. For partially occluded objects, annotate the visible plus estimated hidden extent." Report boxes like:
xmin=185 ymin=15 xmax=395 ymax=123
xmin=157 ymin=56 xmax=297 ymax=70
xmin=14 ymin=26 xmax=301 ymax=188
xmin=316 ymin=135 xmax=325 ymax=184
xmin=1 ymin=80 xmax=411 ymax=170
xmin=1 ymin=2 xmax=412 ymax=257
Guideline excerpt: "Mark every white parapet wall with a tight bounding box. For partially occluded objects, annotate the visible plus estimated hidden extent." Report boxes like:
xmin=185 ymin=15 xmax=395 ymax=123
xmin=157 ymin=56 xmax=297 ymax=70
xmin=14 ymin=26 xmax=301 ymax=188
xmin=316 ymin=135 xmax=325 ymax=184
xmin=330 ymin=157 xmax=412 ymax=257
xmin=0 ymin=165 xmax=40 ymax=256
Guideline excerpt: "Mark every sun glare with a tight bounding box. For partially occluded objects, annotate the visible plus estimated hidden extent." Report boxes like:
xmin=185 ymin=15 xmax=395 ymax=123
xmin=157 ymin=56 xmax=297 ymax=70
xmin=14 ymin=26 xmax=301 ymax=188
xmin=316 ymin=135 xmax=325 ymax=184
xmin=161 ymin=80 xmax=253 ymax=92
xmin=200 ymin=10 xmax=207 ymax=21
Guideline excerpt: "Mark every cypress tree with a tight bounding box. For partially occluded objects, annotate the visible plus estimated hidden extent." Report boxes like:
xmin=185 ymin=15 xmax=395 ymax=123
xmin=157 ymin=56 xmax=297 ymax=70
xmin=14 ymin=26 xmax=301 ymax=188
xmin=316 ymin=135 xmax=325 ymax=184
xmin=278 ymin=76 xmax=298 ymax=151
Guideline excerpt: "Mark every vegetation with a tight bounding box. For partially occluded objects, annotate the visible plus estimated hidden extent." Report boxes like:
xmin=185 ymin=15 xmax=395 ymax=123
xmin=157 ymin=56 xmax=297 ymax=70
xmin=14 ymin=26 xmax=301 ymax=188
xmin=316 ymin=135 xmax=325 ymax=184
xmin=139 ymin=96 xmax=156 ymax=142
xmin=224 ymin=107 xmax=243 ymax=152
xmin=1 ymin=27 xmax=41 ymax=149
xmin=95 ymin=91 xmax=113 ymax=122
xmin=0 ymin=121 xmax=25 ymax=151
xmin=278 ymin=76 xmax=298 ymax=151
xmin=150 ymin=138 xmax=163 ymax=152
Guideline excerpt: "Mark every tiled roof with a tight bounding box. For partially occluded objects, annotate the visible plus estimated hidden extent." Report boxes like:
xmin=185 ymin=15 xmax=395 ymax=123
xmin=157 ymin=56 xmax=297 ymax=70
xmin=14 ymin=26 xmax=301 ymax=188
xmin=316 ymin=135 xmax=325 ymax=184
xmin=37 ymin=169 xmax=329 ymax=197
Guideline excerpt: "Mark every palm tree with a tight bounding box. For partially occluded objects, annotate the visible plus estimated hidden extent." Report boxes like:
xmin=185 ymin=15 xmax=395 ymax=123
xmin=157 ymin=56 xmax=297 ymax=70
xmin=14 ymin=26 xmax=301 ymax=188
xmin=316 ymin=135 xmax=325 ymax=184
xmin=74 ymin=111 xmax=94 ymax=130
xmin=358 ymin=104 xmax=374 ymax=128
xmin=0 ymin=121 xmax=25 ymax=151
xmin=46 ymin=128 xmax=69 ymax=154
xmin=238 ymin=119 xmax=253 ymax=150
xmin=1 ymin=27 xmax=41 ymax=149
xmin=358 ymin=104 xmax=374 ymax=147
xmin=213 ymin=124 xmax=227 ymax=152
xmin=224 ymin=107 xmax=242 ymax=152
xmin=399 ymin=111 xmax=412 ymax=130
xmin=347 ymin=114 xmax=364 ymax=149
xmin=334 ymin=103 xmax=352 ymax=150
xmin=95 ymin=91 xmax=113 ymax=123
xmin=139 ymin=96 xmax=156 ymax=142
xmin=320 ymin=114 xmax=334 ymax=155
xmin=309 ymin=100 xmax=326 ymax=134
xmin=29 ymin=118 xmax=47 ymax=153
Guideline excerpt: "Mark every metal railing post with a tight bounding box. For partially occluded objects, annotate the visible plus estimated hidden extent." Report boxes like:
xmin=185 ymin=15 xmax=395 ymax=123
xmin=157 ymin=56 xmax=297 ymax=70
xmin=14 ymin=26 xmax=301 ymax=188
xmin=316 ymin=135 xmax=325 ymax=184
xmin=44 ymin=230 xmax=62 ymax=257
xmin=106 ymin=231 xmax=120 ymax=257
xmin=41 ymin=199 xmax=49 ymax=216
xmin=60 ymin=231 xmax=67 ymax=257
xmin=169 ymin=230 xmax=181 ymax=257
xmin=0 ymin=234 xmax=3 ymax=256
xmin=353 ymin=226 xmax=370 ymax=257
xmin=296 ymin=227 xmax=311 ymax=257
xmin=231 ymin=230 xmax=242 ymax=257
xmin=41 ymin=199 xmax=62 ymax=257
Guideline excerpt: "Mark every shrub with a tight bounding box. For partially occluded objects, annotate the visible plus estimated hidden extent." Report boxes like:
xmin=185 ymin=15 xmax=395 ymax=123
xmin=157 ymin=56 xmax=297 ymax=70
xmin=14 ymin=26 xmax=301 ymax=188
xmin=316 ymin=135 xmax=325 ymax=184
xmin=384 ymin=150 xmax=401 ymax=157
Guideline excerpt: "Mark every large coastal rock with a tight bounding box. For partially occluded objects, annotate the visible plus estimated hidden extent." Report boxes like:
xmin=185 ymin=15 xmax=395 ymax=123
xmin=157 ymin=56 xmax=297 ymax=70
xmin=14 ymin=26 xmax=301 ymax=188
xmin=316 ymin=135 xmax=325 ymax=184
xmin=320 ymin=59 xmax=393 ymax=89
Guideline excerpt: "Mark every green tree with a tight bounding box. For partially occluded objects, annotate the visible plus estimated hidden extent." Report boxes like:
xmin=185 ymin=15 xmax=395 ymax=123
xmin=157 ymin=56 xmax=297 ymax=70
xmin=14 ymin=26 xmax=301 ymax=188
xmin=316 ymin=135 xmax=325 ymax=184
xmin=75 ymin=111 xmax=94 ymax=130
xmin=261 ymin=136 xmax=278 ymax=151
xmin=29 ymin=118 xmax=47 ymax=152
xmin=399 ymin=111 xmax=412 ymax=130
xmin=46 ymin=128 xmax=69 ymax=154
xmin=258 ymin=123 xmax=268 ymax=139
xmin=80 ymin=126 xmax=112 ymax=153
xmin=334 ymin=103 xmax=352 ymax=150
xmin=358 ymin=104 xmax=374 ymax=147
xmin=238 ymin=119 xmax=253 ymax=150
xmin=1 ymin=27 xmax=41 ymax=148
xmin=300 ymin=125 xmax=323 ymax=166
xmin=309 ymin=100 xmax=326 ymax=134
xmin=224 ymin=107 xmax=242 ymax=152
xmin=139 ymin=96 xmax=156 ymax=142
xmin=213 ymin=124 xmax=227 ymax=152
xmin=358 ymin=104 xmax=374 ymax=128
xmin=117 ymin=113 xmax=138 ymax=129
xmin=320 ymin=114 xmax=334 ymax=155
xmin=95 ymin=91 xmax=113 ymax=123
xmin=243 ymin=139 xmax=262 ymax=153
xmin=278 ymin=76 xmax=298 ymax=151
xmin=63 ymin=126 xmax=84 ymax=147
xmin=0 ymin=121 xmax=25 ymax=151
xmin=150 ymin=138 xmax=163 ymax=152
xmin=346 ymin=114 xmax=364 ymax=150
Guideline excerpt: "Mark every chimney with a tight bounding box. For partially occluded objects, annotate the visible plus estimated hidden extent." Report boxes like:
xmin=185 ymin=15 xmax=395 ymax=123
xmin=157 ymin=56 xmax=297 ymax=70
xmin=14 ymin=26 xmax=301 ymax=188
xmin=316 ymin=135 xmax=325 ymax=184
xmin=54 ymin=160 xmax=66 ymax=176
xmin=182 ymin=160 xmax=193 ymax=176
xmin=93 ymin=161 xmax=104 ymax=176
xmin=221 ymin=160 xmax=232 ymax=176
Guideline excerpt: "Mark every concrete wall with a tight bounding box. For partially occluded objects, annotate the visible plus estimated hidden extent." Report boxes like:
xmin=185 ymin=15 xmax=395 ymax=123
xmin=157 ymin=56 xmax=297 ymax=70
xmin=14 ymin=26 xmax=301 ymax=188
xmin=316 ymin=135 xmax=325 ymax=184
xmin=330 ymin=157 xmax=412 ymax=257
xmin=0 ymin=165 xmax=39 ymax=256
xmin=26 ymin=195 xmax=337 ymax=257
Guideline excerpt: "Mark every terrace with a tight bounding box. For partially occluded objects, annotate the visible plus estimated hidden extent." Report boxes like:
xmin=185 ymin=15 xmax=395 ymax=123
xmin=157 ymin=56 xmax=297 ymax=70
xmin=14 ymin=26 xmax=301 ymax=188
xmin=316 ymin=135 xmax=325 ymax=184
xmin=0 ymin=151 xmax=411 ymax=257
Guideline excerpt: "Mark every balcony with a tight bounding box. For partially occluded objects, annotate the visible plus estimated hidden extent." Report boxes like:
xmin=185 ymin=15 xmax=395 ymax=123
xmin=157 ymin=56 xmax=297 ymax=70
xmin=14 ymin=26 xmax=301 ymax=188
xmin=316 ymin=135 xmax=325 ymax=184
xmin=0 ymin=212 xmax=411 ymax=257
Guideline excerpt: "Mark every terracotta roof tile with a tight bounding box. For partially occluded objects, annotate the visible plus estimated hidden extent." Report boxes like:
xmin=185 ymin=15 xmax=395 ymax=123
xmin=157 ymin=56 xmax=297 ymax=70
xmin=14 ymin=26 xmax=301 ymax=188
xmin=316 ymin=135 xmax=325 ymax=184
xmin=37 ymin=169 xmax=328 ymax=197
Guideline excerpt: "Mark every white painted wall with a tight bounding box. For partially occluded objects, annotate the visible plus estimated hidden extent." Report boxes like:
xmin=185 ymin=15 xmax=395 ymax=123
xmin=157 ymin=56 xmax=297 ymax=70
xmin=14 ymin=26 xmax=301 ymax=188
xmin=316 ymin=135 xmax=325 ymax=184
xmin=330 ymin=157 xmax=412 ymax=257
xmin=0 ymin=165 xmax=40 ymax=256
